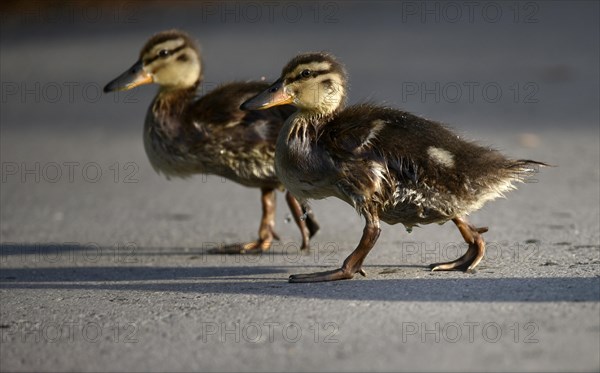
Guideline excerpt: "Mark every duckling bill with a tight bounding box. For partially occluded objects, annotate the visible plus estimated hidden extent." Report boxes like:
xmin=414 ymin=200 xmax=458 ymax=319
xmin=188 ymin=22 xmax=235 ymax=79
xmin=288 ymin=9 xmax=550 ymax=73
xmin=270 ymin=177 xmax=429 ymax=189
xmin=103 ymin=30 xmax=320 ymax=253
xmin=242 ymin=52 xmax=548 ymax=282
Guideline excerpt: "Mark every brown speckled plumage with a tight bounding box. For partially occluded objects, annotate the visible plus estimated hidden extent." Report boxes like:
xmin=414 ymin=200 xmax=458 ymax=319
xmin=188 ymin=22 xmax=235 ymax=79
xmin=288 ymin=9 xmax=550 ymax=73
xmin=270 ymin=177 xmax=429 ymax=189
xmin=143 ymin=81 xmax=293 ymax=186
xmin=104 ymin=30 xmax=319 ymax=252
xmin=242 ymin=52 xmax=547 ymax=282
xmin=286 ymin=104 xmax=543 ymax=227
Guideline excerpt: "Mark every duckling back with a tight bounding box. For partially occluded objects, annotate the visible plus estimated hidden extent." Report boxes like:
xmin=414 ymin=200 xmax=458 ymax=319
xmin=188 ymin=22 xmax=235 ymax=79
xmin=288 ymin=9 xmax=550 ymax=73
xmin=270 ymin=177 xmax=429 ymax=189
xmin=144 ymin=82 xmax=295 ymax=186
xmin=320 ymin=105 xmax=546 ymax=226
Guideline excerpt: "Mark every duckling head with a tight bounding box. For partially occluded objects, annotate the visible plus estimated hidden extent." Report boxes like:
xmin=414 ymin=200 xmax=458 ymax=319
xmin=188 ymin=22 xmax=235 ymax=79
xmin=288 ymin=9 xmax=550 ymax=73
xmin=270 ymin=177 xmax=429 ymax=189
xmin=242 ymin=52 xmax=347 ymax=116
xmin=104 ymin=30 xmax=202 ymax=93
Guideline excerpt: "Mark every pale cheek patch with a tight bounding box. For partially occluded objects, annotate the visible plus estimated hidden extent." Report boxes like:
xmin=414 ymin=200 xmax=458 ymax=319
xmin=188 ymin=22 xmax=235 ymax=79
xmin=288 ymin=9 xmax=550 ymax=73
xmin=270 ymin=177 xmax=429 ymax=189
xmin=150 ymin=49 xmax=200 ymax=87
xmin=313 ymin=75 xmax=344 ymax=108
xmin=427 ymin=146 xmax=455 ymax=168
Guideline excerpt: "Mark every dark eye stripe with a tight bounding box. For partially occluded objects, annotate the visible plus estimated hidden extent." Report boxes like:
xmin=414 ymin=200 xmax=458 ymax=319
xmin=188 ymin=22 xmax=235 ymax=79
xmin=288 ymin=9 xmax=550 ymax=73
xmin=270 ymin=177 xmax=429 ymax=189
xmin=321 ymin=78 xmax=333 ymax=88
xmin=287 ymin=69 xmax=331 ymax=83
xmin=145 ymin=44 xmax=187 ymax=64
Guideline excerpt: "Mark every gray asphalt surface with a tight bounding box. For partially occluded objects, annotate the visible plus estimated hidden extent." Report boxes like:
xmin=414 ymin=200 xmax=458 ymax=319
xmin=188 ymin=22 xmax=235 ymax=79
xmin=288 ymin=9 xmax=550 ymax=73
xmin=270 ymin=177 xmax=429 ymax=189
xmin=1 ymin=2 xmax=599 ymax=372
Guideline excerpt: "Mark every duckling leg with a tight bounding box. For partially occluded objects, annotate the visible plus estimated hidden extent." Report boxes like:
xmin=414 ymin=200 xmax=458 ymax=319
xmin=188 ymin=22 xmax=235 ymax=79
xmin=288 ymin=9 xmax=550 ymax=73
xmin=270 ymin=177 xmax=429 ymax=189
xmin=302 ymin=205 xmax=320 ymax=238
xmin=429 ymin=217 xmax=487 ymax=272
xmin=285 ymin=192 xmax=320 ymax=251
xmin=240 ymin=187 xmax=280 ymax=253
xmin=289 ymin=217 xmax=381 ymax=283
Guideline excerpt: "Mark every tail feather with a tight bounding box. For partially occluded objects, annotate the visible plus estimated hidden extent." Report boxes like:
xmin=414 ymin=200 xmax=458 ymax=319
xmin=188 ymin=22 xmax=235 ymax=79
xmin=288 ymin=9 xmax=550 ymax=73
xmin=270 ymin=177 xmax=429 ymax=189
xmin=506 ymin=159 xmax=552 ymax=182
xmin=513 ymin=159 xmax=552 ymax=167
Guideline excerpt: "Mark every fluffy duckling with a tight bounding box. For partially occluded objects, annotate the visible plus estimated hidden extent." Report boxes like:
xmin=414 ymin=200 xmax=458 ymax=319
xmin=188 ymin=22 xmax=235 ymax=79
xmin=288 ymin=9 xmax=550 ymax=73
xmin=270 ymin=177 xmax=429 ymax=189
xmin=104 ymin=30 xmax=319 ymax=252
xmin=242 ymin=52 xmax=547 ymax=282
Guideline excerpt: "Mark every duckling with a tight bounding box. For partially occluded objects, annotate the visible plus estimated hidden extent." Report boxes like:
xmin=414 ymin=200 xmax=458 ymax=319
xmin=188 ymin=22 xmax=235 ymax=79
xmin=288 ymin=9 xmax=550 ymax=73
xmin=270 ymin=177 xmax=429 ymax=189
xmin=241 ymin=52 xmax=547 ymax=282
xmin=103 ymin=30 xmax=319 ymax=252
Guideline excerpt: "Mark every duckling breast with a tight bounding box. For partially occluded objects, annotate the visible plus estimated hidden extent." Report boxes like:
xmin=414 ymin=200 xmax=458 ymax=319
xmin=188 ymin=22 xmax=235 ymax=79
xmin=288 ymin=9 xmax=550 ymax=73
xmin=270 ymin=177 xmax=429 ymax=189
xmin=275 ymin=125 xmax=338 ymax=201
xmin=143 ymin=119 xmax=199 ymax=179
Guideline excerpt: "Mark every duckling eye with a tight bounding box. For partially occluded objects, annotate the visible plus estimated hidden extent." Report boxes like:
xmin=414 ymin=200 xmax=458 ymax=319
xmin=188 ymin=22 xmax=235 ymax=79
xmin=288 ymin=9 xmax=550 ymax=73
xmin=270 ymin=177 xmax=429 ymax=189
xmin=300 ymin=69 xmax=311 ymax=78
xmin=158 ymin=49 xmax=170 ymax=58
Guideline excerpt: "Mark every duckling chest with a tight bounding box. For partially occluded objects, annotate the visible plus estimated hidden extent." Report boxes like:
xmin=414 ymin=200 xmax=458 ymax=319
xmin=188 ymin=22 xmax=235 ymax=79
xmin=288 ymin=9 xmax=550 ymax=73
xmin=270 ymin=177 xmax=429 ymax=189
xmin=275 ymin=136 xmax=337 ymax=200
xmin=143 ymin=109 xmax=210 ymax=177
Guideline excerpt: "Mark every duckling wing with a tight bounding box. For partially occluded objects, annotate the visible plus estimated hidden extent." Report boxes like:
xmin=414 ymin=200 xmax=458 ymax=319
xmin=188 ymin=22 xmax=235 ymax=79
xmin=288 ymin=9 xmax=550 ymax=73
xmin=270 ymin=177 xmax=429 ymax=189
xmin=321 ymin=104 xmax=540 ymax=219
xmin=184 ymin=82 xmax=295 ymax=185
xmin=188 ymin=82 xmax=294 ymax=148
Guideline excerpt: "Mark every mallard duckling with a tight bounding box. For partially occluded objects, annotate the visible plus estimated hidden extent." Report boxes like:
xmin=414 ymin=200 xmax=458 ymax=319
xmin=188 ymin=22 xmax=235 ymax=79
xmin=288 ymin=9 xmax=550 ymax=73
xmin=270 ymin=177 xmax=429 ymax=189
xmin=241 ymin=52 xmax=547 ymax=282
xmin=103 ymin=30 xmax=319 ymax=252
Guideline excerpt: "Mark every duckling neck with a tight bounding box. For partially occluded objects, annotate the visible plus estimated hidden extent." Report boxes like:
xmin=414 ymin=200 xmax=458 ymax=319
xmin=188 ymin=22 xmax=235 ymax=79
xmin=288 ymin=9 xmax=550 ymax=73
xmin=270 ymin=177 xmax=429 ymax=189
xmin=144 ymin=83 xmax=202 ymax=177
xmin=275 ymin=110 xmax=338 ymax=201
xmin=154 ymin=84 xmax=198 ymax=117
xmin=284 ymin=110 xmax=336 ymax=143
xmin=148 ymin=84 xmax=198 ymax=138
xmin=277 ymin=109 xmax=338 ymax=173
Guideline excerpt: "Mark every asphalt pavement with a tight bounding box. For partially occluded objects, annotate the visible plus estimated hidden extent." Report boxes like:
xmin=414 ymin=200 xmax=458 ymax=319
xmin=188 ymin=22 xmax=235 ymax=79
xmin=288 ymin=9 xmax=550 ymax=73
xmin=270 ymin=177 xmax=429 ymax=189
xmin=1 ymin=2 xmax=599 ymax=372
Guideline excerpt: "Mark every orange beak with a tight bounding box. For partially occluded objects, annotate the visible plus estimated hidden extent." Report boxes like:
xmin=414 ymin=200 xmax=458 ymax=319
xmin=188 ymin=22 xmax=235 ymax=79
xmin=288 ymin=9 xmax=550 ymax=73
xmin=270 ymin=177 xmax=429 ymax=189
xmin=240 ymin=79 xmax=293 ymax=110
xmin=104 ymin=60 xmax=153 ymax=93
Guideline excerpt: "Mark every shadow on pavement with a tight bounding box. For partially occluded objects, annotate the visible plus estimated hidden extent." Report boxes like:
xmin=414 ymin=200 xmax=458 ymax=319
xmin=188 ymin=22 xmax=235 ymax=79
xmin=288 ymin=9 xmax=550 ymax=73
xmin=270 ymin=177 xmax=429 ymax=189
xmin=1 ymin=265 xmax=598 ymax=303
